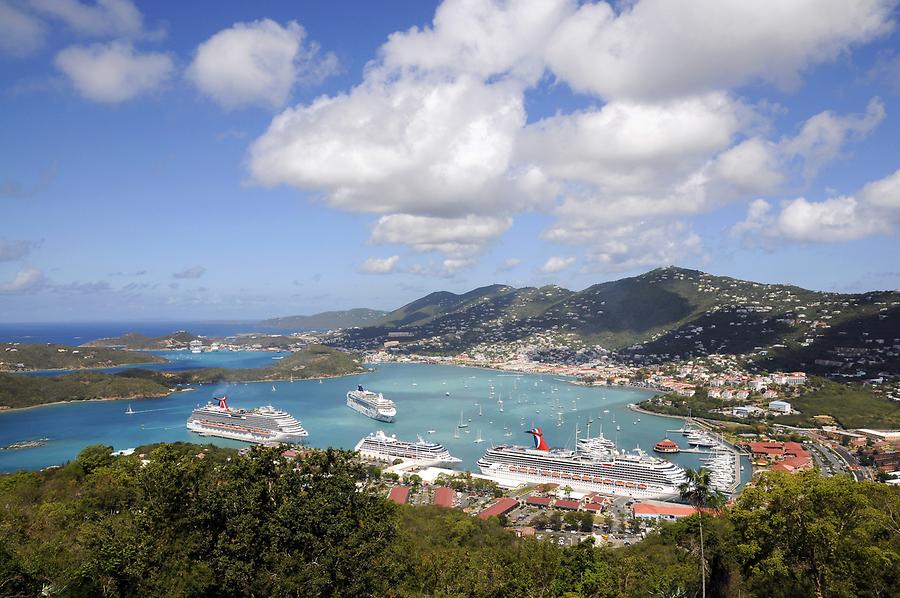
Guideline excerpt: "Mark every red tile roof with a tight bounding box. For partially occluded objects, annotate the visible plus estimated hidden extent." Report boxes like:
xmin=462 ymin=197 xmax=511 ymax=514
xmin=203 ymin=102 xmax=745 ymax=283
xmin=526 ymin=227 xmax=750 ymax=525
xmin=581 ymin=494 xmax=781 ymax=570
xmin=525 ymin=495 xmax=552 ymax=506
xmin=555 ymin=499 xmax=581 ymax=510
xmin=479 ymin=497 xmax=519 ymax=520
xmin=433 ymin=486 xmax=455 ymax=508
xmin=583 ymin=502 xmax=603 ymax=512
xmin=633 ymin=503 xmax=710 ymax=518
xmin=388 ymin=486 xmax=410 ymax=505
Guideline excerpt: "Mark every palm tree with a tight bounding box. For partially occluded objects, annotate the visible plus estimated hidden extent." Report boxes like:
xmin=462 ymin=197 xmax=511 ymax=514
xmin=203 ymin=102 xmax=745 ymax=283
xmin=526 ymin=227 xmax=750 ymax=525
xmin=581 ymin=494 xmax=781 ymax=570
xmin=678 ymin=468 xmax=723 ymax=598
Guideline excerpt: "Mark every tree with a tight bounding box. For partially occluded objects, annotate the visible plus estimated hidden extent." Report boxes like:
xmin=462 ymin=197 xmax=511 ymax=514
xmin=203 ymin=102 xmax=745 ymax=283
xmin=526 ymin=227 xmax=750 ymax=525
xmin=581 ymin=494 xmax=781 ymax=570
xmin=549 ymin=511 xmax=563 ymax=531
xmin=678 ymin=468 xmax=723 ymax=598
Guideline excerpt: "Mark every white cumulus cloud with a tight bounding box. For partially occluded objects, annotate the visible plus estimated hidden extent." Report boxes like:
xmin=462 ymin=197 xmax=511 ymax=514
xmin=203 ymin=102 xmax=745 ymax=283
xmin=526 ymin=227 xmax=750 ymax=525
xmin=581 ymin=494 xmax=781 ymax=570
xmin=245 ymin=0 xmax=895 ymax=273
xmin=733 ymin=168 xmax=900 ymax=244
xmin=545 ymin=0 xmax=895 ymax=101
xmin=187 ymin=19 xmax=338 ymax=109
xmin=359 ymin=255 xmax=400 ymax=274
xmin=55 ymin=41 xmax=173 ymax=103
xmin=0 ymin=268 xmax=44 ymax=293
xmin=539 ymin=256 xmax=576 ymax=273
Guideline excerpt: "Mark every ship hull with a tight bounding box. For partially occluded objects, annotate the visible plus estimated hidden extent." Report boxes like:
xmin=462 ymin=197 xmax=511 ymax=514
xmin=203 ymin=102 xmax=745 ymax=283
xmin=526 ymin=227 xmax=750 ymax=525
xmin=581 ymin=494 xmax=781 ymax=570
xmin=346 ymin=398 xmax=395 ymax=422
xmin=477 ymin=463 xmax=679 ymax=499
xmin=187 ymin=420 xmax=307 ymax=444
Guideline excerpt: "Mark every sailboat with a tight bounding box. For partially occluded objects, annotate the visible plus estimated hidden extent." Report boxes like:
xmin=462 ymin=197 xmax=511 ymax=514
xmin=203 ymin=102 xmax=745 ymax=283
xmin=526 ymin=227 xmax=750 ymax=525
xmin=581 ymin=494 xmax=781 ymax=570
xmin=498 ymin=400 xmax=504 ymax=413
xmin=478 ymin=404 xmax=483 ymax=416
xmin=125 ymin=404 xmax=135 ymax=415
xmin=457 ymin=410 xmax=469 ymax=429
xmin=453 ymin=427 xmax=460 ymax=439
xmin=271 ymin=385 xmax=277 ymax=392
xmin=319 ymin=379 xmax=323 ymax=384
xmin=474 ymin=429 xmax=485 ymax=444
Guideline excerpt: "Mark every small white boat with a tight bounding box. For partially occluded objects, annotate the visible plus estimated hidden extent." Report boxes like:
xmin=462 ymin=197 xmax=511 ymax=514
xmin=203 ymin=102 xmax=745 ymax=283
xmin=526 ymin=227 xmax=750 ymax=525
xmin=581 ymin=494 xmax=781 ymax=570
xmin=445 ymin=392 xmax=450 ymax=396
xmin=271 ymin=385 xmax=276 ymax=392
xmin=474 ymin=429 xmax=485 ymax=444
xmin=427 ymin=429 xmax=436 ymax=434
xmin=126 ymin=405 xmax=135 ymax=415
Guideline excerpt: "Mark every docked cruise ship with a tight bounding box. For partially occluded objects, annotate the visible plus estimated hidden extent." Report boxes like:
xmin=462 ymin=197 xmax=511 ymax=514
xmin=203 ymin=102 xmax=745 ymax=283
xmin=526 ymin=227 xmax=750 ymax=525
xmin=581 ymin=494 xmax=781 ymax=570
xmin=346 ymin=385 xmax=396 ymax=422
xmin=477 ymin=427 xmax=687 ymax=499
xmin=354 ymin=430 xmax=461 ymax=466
xmin=186 ymin=396 xmax=308 ymax=444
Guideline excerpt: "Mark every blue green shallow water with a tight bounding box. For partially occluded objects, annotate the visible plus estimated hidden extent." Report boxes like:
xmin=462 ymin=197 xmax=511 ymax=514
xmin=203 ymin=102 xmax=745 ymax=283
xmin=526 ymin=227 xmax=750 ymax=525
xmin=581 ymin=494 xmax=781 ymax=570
xmin=0 ymin=362 xmax=747 ymax=480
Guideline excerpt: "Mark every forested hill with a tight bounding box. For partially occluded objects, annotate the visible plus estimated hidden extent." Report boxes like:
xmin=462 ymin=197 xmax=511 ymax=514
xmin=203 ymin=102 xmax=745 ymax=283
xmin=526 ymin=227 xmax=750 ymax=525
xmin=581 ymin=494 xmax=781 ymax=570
xmin=0 ymin=443 xmax=896 ymax=596
xmin=0 ymin=342 xmax=165 ymax=372
xmin=334 ymin=267 xmax=900 ymax=376
xmin=259 ymin=308 xmax=388 ymax=330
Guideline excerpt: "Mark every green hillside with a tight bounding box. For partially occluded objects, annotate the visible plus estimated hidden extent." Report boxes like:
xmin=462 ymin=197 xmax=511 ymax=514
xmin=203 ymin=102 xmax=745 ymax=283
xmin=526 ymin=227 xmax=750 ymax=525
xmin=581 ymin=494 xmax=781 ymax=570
xmin=0 ymin=372 xmax=170 ymax=410
xmin=81 ymin=330 xmax=202 ymax=350
xmin=0 ymin=343 xmax=166 ymax=372
xmin=334 ymin=267 xmax=900 ymax=378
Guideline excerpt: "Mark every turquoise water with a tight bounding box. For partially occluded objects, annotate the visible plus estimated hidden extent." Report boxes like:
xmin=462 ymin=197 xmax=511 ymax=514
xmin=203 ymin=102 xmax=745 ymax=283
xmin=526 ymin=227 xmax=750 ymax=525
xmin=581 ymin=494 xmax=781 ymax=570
xmin=23 ymin=350 xmax=290 ymax=377
xmin=0 ymin=363 xmax=744 ymax=479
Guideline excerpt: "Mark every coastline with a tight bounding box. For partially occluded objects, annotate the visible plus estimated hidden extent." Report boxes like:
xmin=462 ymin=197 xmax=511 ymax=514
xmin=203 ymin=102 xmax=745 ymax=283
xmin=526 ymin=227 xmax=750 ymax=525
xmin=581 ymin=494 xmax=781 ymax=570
xmin=0 ymin=392 xmax=171 ymax=414
xmin=0 ymin=367 xmax=373 ymax=415
xmin=1 ymin=358 xmax=168 ymax=375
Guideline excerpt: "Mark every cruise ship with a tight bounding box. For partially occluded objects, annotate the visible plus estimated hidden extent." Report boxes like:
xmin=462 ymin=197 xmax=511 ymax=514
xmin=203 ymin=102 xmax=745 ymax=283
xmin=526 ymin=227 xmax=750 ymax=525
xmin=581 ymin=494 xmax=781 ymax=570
xmin=186 ymin=396 xmax=308 ymax=444
xmin=354 ymin=430 xmax=461 ymax=466
xmin=477 ymin=427 xmax=687 ymax=499
xmin=346 ymin=385 xmax=396 ymax=422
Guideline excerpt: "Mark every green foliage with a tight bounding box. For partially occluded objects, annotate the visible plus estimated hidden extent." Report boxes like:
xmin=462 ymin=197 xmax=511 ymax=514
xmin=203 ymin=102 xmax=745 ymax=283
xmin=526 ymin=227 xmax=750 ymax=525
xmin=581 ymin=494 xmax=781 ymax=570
xmin=777 ymin=378 xmax=900 ymax=429
xmin=731 ymin=470 xmax=900 ymax=597
xmin=0 ymin=371 xmax=170 ymax=409
xmin=1 ymin=445 xmax=897 ymax=597
xmin=0 ymin=343 xmax=164 ymax=372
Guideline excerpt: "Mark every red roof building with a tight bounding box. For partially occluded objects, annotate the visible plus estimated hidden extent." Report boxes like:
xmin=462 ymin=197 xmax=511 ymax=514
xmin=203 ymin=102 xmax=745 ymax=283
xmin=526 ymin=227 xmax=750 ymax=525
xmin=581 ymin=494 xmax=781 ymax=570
xmin=388 ymin=486 xmax=411 ymax=505
xmin=525 ymin=495 xmax=552 ymax=507
xmin=433 ymin=486 xmax=455 ymax=508
xmin=479 ymin=497 xmax=519 ymax=520
xmin=555 ymin=499 xmax=581 ymax=510
xmin=633 ymin=501 xmax=715 ymax=520
xmin=583 ymin=502 xmax=603 ymax=512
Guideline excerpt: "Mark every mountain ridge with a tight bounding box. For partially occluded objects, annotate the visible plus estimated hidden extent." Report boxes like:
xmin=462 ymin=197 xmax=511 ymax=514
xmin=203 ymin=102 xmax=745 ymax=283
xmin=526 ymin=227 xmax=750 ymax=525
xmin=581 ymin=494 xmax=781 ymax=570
xmin=327 ymin=266 xmax=899 ymax=378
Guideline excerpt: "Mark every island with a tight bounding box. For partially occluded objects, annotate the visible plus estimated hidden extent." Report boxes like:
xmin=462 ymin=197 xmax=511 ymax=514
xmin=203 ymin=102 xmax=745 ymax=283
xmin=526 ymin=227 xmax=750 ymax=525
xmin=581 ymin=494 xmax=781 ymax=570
xmin=0 ymin=342 xmax=166 ymax=372
xmin=0 ymin=344 xmax=365 ymax=411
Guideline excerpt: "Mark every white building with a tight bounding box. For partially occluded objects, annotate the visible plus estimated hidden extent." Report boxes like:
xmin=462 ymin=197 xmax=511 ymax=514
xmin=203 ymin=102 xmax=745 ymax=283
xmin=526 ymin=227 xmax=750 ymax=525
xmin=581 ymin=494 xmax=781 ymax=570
xmin=768 ymin=400 xmax=792 ymax=414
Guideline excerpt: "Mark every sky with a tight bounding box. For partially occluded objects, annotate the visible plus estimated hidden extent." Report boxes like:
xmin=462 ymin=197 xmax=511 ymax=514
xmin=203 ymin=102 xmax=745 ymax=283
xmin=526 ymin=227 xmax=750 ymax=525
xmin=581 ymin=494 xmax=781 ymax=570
xmin=2 ymin=0 xmax=900 ymax=322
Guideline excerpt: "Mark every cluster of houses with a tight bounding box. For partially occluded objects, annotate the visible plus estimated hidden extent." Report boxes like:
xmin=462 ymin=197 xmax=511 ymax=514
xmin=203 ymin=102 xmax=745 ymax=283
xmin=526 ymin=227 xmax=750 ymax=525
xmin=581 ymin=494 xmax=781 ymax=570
xmin=742 ymin=441 xmax=813 ymax=473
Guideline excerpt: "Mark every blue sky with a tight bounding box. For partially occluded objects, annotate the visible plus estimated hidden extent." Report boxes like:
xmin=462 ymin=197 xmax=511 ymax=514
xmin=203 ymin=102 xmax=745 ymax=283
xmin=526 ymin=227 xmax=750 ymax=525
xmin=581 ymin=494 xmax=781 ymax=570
xmin=2 ymin=0 xmax=900 ymax=322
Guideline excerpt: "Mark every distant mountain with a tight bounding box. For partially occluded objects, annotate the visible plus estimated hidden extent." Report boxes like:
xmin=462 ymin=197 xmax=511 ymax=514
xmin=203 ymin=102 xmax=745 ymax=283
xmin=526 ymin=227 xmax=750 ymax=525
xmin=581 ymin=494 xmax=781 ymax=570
xmin=336 ymin=267 xmax=900 ymax=378
xmin=259 ymin=308 xmax=388 ymax=331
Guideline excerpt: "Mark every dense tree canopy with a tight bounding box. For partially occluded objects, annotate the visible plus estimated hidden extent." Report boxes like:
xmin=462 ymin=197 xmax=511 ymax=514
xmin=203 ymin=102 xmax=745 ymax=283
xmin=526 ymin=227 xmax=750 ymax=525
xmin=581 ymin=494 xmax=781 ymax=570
xmin=0 ymin=445 xmax=897 ymax=597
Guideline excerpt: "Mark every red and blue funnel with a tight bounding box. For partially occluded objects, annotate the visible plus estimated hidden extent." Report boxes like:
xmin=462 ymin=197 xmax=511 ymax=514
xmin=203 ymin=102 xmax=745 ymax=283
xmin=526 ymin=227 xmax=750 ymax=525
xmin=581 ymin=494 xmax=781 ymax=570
xmin=526 ymin=427 xmax=550 ymax=451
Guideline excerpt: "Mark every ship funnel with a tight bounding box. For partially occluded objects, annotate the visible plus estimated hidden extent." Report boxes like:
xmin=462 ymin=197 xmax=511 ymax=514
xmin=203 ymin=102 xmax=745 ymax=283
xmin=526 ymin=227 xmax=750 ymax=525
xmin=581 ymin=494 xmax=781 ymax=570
xmin=526 ymin=427 xmax=550 ymax=451
xmin=357 ymin=384 xmax=364 ymax=392
xmin=216 ymin=395 xmax=229 ymax=410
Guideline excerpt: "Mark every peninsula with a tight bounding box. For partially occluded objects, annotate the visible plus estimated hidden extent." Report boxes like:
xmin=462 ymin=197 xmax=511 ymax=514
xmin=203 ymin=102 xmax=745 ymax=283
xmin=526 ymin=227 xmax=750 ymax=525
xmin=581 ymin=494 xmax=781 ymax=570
xmin=1 ymin=342 xmax=166 ymax=372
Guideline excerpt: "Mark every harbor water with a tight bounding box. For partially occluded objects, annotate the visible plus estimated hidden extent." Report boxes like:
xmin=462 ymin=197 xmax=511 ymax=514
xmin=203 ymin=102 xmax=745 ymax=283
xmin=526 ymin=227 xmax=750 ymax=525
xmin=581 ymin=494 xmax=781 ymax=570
xmin=0 ymin=362 xmax=750 ymax=482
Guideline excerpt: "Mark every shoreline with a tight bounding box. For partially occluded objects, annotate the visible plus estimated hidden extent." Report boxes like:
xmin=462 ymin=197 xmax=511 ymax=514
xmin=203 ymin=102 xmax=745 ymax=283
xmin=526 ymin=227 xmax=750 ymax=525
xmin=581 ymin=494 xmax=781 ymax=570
xmin=0 ymin=368 xmax=372 ymax=415
xmin=0 ymin=392 xmax=171 ymax=414
xmin=1 ymin=358 xmax=169 ymax=375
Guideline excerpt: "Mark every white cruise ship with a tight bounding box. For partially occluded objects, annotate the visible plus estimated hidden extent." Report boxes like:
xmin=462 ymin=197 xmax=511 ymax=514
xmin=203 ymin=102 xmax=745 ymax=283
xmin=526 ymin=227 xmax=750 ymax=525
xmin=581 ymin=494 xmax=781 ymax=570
xmin=354 ymin=430 xmax=461 ymax=466
xmin=346 ymin=385 xmax=396 ymax=422
xmin=477 ymin=427 xmax=687 ymax=499
xmin=186 ymin=396 xmax=308 ymax=444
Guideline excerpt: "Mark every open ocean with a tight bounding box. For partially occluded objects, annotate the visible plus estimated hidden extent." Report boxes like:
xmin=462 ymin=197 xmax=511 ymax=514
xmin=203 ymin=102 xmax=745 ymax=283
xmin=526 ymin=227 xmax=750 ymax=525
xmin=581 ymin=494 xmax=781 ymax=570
xmin=0 ymin=361 xmax=751 ymax=480
xmin=0 ymin=321 xmax=280 ymax=345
